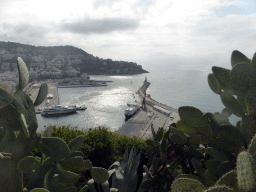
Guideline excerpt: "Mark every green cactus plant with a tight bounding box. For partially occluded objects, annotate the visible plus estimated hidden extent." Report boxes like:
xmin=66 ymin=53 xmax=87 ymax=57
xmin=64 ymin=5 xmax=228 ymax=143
xmin=0 ymin=57 xmax=107 ymax=192
xmin=171 ymin=177 xmax=205 ymax=192
xmin=83 ymin=145 xmax=141 ymax=192
xmin=203 ymin=185 xmax=236 ymax=192
xmin=236 ymin=150 xmax=256 ymax=191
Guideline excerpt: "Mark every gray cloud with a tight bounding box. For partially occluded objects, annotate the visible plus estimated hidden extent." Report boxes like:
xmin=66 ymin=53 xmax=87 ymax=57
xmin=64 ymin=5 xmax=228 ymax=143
xmin=61 ymin=18 xmax=139 ymax=34
xmin=0 ymin=23 xmax=52 ymax=45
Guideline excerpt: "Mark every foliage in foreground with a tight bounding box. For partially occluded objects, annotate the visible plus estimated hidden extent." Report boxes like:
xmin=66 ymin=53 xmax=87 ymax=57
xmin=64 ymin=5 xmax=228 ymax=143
xmin=1 ymin=51 xmax=256 ymax=191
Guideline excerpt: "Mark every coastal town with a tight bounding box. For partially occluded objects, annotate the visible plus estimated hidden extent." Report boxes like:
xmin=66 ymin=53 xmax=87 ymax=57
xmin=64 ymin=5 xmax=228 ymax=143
xmin=0 ymin=42 xmax=179 ymax=140
xmin=0 ymin=42 xmax=148 ymax=93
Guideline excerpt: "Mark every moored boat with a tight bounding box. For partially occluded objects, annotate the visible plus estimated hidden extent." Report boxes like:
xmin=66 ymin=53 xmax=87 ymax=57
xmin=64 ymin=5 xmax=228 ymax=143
xmin=124 ymin=104 xmax=140 ymax=119
xmin=41 ymin=105 xmax=77 ymax=116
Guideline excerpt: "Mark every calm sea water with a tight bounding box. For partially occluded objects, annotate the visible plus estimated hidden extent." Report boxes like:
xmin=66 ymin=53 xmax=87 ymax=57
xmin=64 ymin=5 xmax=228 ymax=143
xmin=36 ymin=63 xmax=240 ymax=133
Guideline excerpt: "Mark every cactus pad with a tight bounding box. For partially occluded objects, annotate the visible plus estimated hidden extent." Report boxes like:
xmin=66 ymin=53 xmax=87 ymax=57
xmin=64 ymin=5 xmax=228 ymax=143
xmin=196 ymin=125 xmax=215 ymax=139
xmin=205 ymin=160 xmax=221 ymax=177
xmin=90 ymin=167 xmax=109 ymax=184
xmin=208 ymin=73 xmax=222 ymax=94
xmin=68 ymin=135 xmax=85 ymax=153
xmin=216 ymin=170 xmax=238 ymax=191
xmin=191 ymin=158 xmax=206 ymax=179
xmin=169 ymin=126 xmax=188 ymax=140
xmin=212 ymin=137 xmax=242 ymax=154
xmin=236 ymin=93 xmax=248 ymax=114
xmin=59 ymin=156 xmax=88 ymax=172
xmin=169 ymin=132 xmax=187 ymax=144
xmin=156 ymin=127 xmax=164 ymax=141
xmin=217 ymin=161 xmax=236 ymax=177
xmin=216 ymin=125 xmax=244 ymax=146
xmin=0 ymin=86 xmax=14 ymax=109
xmin=221 ymin=108 xmax=232 ymax=118
xmin=212 ymin=67 xmax=233 ymax=91
xmin=13 ymin=90 xmax=38 ymax=128
xmin=17 ymin=156 xmax=40 ymax=173
xmin=203 ymin=185 xmax=235 ymax=192
xmin=19 ymin=113 xmax=30 ymax=138
xmin=211 ymin=148 xmax=229 ymax=162
xmin=40 ymin=137 xmax=71 ymax=159
xmin=56 ymin=163 xmax=80 ymax=184
xmin=231 ymin=62 xmax=256 ymax=87
xmin=30 ymin=189 xmax=50 ymax=192
xmin=0 ymin=104 xmax=24 ymax=132
xmin=17 ymin=57 xmax=29 ymax=90
xmin=67 ymin=151 xmax=84 ymax=158
xmin=245 ymin=86 xmax=256 ymax=113
xmin=171 ymin=178 xmax=205 ymax=192
xmin=79 ymin=185 xmax=89 ymax=192
xmin=0 ymin=155 xmax=22 ymax=191
xmin=241 ymin=115 xmax=256 ymax=144
xmin=220 ymin=91 xmax=245 ymax=117
xmin=205 ymin=169 xmax=218 ymax=181
xmin=248 ymin=134 xmax=256 ymax=157
xmin=231 ymin=50 xmax=251 ymax=67
xmin=236 ymin=151 xmax=256 ymax=191
xmin=0 ymin=129 xmax=17 ymax=153
xmin=178 ymin=106 xmax=209 ymax=127
xmin=34 ymin=83 xmax=48 ymax=106
xmin=189 ymin=133 xmax=210 ymax=145
xmin=176 ymin=120 xmax=199 ymax=135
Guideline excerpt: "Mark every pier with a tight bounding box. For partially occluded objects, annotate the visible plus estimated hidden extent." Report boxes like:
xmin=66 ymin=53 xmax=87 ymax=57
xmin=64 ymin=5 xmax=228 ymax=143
xmin=116 ymin=77 xmax=180 ymax=140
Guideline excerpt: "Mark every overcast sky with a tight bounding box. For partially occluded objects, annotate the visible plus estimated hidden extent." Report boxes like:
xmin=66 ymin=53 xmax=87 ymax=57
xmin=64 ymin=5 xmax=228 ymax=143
xmin=0 ymin=0 xmax=255 ymax=68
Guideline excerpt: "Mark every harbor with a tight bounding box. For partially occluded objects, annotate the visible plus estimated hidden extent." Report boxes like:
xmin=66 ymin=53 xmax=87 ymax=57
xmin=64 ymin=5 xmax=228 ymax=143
xmin=24 ymin=77 xmax=180 ymax=140
xmin=116 ymin=77 xmax=180 ymax=140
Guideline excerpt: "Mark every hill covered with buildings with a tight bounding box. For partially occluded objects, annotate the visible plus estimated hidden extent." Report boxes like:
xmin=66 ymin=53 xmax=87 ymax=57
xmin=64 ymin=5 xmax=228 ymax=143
xmin=0 ymin=41 xmax=148 ymax=80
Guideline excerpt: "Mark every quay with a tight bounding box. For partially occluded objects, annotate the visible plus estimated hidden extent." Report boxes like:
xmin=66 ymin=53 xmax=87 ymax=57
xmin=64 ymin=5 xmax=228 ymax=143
xmin=116 ymin=77 xmax=180 ymax=140
xmin=23 ymin=79 xmax=112 ymax=113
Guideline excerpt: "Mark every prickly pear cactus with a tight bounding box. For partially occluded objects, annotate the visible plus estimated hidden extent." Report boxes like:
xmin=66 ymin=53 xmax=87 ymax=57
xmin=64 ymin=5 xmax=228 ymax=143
xmin=85 ymin=145 xmax=140 ymax=192
xmin=171 ymin=177 xmax=205 ymax=192
xmin=203 ymin=185 xmax=236 ymax=192
xmin=0 ymin=57 xmax=98 ymax=192
xmin=236 ymin=151 xmax=256 ymax=191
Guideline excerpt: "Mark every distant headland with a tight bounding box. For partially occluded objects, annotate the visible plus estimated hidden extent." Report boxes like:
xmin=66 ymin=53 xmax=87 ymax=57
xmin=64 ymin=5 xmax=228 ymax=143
xmin=0 ymin=41 xmax=149 ymax=81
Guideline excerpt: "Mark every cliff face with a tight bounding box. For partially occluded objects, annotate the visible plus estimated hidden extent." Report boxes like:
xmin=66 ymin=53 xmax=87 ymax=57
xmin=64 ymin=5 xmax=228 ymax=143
xmin=0 ymin=41 xmax=149 ymax=75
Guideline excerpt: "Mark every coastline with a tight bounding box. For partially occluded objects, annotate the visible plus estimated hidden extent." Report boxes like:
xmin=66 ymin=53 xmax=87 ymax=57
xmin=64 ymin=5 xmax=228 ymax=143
xmin=26 ymin=77 xmax=180 ymax=139
xmin=115 ymin=78 xmax=180 ymax=140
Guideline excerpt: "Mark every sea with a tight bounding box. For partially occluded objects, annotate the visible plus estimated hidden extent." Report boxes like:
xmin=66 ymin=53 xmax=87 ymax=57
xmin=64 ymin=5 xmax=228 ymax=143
xmin=36 ymin=63 xmax=241 ymax=133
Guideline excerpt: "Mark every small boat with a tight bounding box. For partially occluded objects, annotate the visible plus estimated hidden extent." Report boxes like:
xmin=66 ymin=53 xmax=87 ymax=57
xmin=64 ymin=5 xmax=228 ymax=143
xmin=41 ymin=105 xmax=77 ymax=116
xmin=124 ymin=104 xmax=140 ymax=119
xmin=47 ymin=94 xmax=53 ymax=99
xmin=77 ymin=105 xmax=87 ymax=110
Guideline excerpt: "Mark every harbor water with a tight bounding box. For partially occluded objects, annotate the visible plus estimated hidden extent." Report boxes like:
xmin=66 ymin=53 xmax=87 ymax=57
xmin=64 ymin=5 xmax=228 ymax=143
xmin=36 ymin=63 xmax=240 ymax=133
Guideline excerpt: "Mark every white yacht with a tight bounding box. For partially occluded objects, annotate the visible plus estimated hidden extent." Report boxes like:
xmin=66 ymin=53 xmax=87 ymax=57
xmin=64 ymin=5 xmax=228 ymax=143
xmin=41 ymin=105 xmax=77 ymax=116
xmin=124 ymin=104 xmax=140 ymax=119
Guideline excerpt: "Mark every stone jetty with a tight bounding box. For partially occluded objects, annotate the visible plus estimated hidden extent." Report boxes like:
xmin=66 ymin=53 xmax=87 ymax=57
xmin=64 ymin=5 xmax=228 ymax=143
xmin=116 ymin=77 xmax=180 ymax=140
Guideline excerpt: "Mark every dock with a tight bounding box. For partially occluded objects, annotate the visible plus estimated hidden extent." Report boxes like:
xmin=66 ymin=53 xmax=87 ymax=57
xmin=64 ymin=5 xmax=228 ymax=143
xmin=116 ymin=78 xmax=180 ymax=140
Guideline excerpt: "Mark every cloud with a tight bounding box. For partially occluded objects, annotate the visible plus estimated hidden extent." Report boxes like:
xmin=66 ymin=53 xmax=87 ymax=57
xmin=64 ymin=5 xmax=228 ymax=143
xmin=0 ymin=23 xmax=53 ymax=45
xmin=60 ymin=18 xmax=139 ymax=34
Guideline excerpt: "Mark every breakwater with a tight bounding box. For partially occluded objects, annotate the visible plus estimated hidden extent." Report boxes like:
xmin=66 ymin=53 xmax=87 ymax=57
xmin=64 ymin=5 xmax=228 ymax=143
xmin=116 ymin=78 xmax=180 ymax=140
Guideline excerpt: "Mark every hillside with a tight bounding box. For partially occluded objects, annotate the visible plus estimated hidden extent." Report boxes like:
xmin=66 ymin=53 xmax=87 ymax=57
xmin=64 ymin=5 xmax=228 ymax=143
xmin=0 ymin=41 xmax=149 ymax=76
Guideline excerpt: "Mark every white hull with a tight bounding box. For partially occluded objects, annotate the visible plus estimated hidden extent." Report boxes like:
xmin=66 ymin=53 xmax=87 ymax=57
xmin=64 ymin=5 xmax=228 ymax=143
xmin=41 ymin=105 xmax=78 ymax=116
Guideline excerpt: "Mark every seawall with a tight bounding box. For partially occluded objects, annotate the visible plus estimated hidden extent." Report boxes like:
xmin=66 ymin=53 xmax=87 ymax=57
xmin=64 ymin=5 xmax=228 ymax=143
xmin=116 ymin=78 xmax=180 ymax=140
